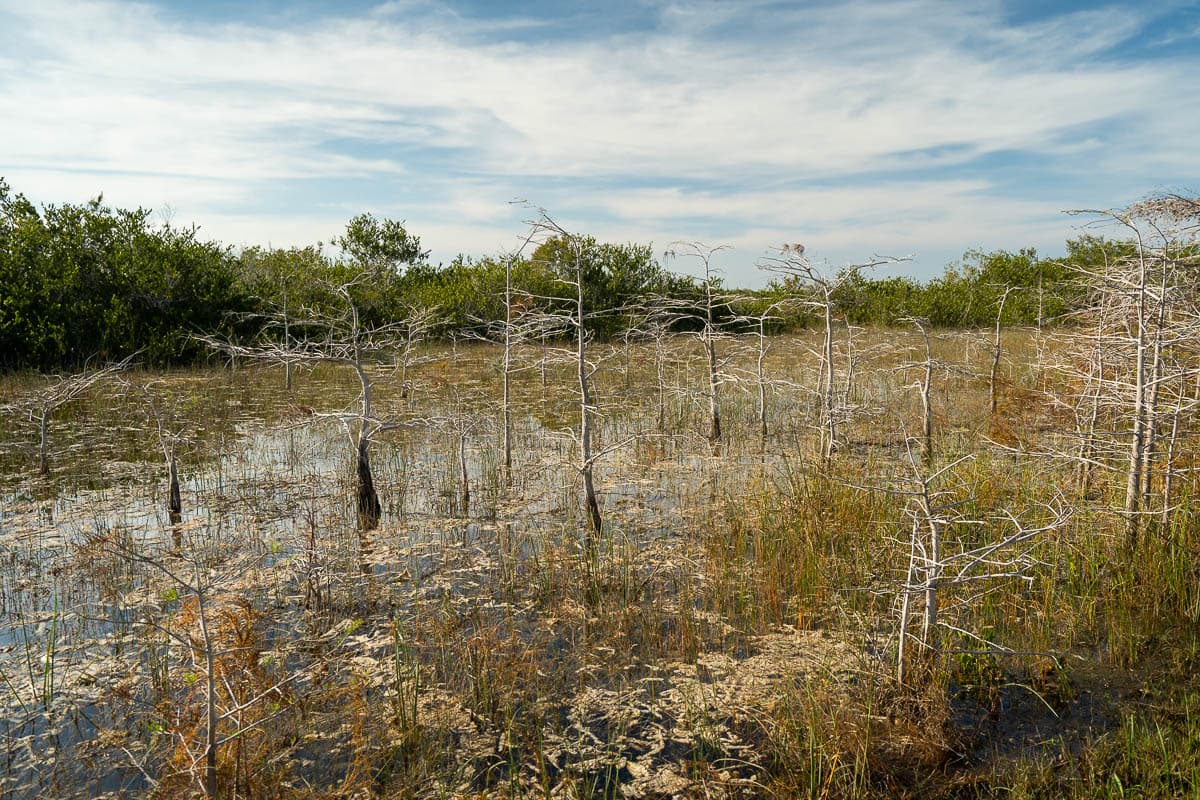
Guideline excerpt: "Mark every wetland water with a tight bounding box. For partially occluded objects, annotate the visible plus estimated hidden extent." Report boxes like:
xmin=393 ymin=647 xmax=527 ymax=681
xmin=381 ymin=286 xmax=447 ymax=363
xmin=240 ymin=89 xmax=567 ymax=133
xmin=0 ymin=332 xmax=1115 ymax=797
xmin=0 ymin=340 xmax=806 ymax=796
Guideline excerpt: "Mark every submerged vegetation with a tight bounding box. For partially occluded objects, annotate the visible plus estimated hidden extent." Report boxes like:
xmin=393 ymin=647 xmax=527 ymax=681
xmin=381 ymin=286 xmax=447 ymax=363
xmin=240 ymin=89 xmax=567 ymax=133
xmin=0 ymin=193 xmax=1198 ymax=798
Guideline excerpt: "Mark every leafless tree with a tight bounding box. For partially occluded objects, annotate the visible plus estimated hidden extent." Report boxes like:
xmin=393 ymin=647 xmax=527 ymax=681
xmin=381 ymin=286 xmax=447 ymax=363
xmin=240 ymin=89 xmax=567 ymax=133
xmin=429 ymin=403 xmax=490 ymax=518
xmin=465 ymin=242 xmax=543 ymax=486
xmin=2 ymin=353 xmax=135 ymax=476
xmin=662 ymin=242 xmax=738 ymax=442
xmin=760 ymin=247 xmax=908 ymax=461
xmin=198 ymin=273 xmax=434 ymax=529
xmin=101 ymin=536 xmax=301 ymax=798
xmin=854 ymin=449 xmax=1071 ymax=685
xmin=127 ymin=378 xmax=189 ymax=527
xmin=616 ymin=297 xmax=690 ymax=437
xmin=1063 ymin=196 xmax=1200 ymax=546
xmin=716 ymin=296 xmax=798 ymax=442
xmin=514 ymin=207 xmax=637 ymax=545
xmin=989 ymin=286 xmax=1018 ymax=415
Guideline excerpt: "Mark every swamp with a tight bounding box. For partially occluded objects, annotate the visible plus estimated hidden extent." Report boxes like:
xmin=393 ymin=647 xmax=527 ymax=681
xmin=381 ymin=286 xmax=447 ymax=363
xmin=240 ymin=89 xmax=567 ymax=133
xmin=1 ymin=323 xmax=1198 ymax=799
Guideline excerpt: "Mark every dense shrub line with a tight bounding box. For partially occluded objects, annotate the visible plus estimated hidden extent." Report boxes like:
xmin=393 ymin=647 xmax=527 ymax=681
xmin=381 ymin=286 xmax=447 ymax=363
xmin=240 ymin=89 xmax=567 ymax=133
xmin=1 ymin=177 xmax=1113 ymax=371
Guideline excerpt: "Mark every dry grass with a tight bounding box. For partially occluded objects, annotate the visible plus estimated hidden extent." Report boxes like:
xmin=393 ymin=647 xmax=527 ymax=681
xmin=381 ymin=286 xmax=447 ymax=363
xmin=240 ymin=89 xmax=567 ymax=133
xmin=0 ymin=330 xmax=1197 ymax=798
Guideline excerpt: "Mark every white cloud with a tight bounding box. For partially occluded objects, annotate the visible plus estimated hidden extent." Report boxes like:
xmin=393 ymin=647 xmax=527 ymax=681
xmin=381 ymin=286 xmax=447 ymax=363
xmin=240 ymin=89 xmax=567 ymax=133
xmin=0 ymin=0 xmax=1195 ymax=281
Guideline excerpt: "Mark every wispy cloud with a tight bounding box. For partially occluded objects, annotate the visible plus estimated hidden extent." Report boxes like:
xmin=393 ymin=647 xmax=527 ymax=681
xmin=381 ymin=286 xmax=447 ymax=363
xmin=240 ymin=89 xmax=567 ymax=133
xmin=0 ymin=0 xmax=1195 ymax=281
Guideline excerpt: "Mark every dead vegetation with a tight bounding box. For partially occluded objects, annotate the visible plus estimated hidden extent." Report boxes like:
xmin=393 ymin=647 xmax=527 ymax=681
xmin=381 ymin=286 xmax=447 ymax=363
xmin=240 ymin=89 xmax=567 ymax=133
xmin=1 ymin=295 xmax=1199 ymax=798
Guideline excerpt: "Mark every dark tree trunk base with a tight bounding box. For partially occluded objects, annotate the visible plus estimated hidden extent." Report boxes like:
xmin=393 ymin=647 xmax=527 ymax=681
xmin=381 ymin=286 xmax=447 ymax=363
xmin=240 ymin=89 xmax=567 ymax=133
xmin=356 ymin=440 xmax=382 ymax=530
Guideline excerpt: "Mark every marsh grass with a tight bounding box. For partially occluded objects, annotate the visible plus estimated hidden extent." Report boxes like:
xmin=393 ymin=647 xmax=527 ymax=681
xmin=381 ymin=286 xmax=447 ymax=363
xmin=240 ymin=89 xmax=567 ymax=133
xmin=0 ymin=331 xmax=1197 ymax=797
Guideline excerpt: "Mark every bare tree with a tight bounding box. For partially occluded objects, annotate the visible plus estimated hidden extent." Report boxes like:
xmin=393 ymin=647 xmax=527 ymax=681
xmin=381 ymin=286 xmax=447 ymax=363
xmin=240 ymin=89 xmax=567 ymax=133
xmin=2 ymin=353 xmax=135 ymax=476
xmin=1064 ymin=197 xmax=1200 ymax=546
xmin=500 ymin=251 xmax=521 ymax=481
xmin=706 ymin=295 xmax=798 ymax=443
xmin=989 ymin=286 xmax=1017 ymax=415
xmin=101 ymin=537 xmax=301 ymax=798
xmin=753 ymin=306 xmax=775 ymax=439
xmin=760 ymin=247 xmax=908 ymax=461
xmin=662 ymin=242 xmax=737 ymax=442
xmin=515 ymin=207 xmax=639 ymax=545
xmin=854 ymin=449 xmax=1071 ymax=685
xmin=429 ymin=403 xmax=490 ymax=517
xmin=908 ymin=320 xmax=937 ymax=466
xmin=465 ymin=243 xmax=542 ymax=487
xmin=128 ymin=378 xmax=189 ymax=527
xmin=892 ymin=319 xmax=974 ymax=467
xmin=198 ymin=273 xmax=434 ymax=529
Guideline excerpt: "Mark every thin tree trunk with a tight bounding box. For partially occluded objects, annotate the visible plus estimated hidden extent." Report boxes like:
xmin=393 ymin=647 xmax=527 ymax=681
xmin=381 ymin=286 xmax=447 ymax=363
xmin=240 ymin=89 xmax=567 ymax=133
xmin=897 ymin=519 xmax=919 ymax=685
xmin=990 ymin=289 xmax=1012 ymax=415
xmin=196 ymin=589 xmax=219 ymax=798
xmin=1161 ymin=375 xmax=1182 ymax=529
xmin=1141 ymin=269 xmax=1168 ymax=512
xmin=576 ymin=250 xmax=602 ymax=544
xmin=922 ymin=359 xmax=933 ymax=467
xmin=1077 ymin=310 xmax=1106 ymax=498
xmin=283 ymin=286 xmax=293 ymax=390
xmin=920 ymin=491 xmax=941 ymax=657
xmin=705 ymin=283 xmax=721 ymax=442
xmin=459 ymin=430 xmax=470 ymax=517
xmin=757 ymin=316 xmax=768 ymax=439
xmin=841 ymin=321 xmax=857 ymax=414
xmin=1036 ymin=266 xmax=1044 ymax=332
xmin=502 ymin=258 xmax=513 ymax=484
xmin=502 ymin=365 xmax=512 ymax=484
xmin=706 ymin=334 xmax=721 ymax=441
xmin=1124 ymin=249 xmax=1149 ymax=549
xmin=914 ymin=321 xmax=934 ymax=466
xmin=38 ymin=411 xmax=49 ymax=476
xmin=656 ymin=337 xmax=667 ymax=432
xmin=168 ymin=453 xmax=182 ymax=526
xmin=822 ymin=299 xmax=836 ymax=461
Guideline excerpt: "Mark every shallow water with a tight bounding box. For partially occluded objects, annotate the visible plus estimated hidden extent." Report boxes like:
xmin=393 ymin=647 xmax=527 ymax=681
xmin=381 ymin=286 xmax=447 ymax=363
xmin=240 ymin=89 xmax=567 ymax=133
xmin=0 ymin=340 xmax=806 ymax=795
xmin=0 ymin=332 xmax=1082 ymax=796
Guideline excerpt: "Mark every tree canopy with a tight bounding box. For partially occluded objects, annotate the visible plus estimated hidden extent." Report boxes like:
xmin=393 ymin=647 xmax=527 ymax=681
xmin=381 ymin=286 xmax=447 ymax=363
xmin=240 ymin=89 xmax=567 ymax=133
xmin=0 ymin=176 xmax=1149 ymax=371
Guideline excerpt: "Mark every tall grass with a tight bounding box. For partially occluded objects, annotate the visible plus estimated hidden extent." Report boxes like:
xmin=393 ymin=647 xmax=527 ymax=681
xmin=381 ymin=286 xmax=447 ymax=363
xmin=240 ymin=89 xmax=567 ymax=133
xmin=0 ymin=331 xmax=1197 ymax=797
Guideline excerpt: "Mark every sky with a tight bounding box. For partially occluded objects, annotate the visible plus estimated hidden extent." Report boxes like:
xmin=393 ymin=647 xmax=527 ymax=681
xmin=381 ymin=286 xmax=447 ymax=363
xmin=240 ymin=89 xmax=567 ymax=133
xmin=1 ymin=0 xmax=1198 ymax=285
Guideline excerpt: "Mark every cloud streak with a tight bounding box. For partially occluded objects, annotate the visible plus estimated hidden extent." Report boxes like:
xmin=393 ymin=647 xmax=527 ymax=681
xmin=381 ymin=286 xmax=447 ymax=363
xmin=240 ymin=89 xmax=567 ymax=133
xmin=0 ymin=0 xmax=1196 ymax=280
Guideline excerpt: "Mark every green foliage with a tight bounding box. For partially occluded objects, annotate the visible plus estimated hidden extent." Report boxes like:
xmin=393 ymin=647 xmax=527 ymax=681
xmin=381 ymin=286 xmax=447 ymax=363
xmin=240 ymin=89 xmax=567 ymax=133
xmin=396 ymin=256 xmax=512 ymax=332
xmin=833 ymin=273 xmax=926 ymax=325
xmin=527 ymin=235 xmax=667 ymax=336
xmin=0 ymin=179 xmax=248 ymax=369
xmin=235 ymin=243 xmax=409 ymax=330
xmin=334 ymin=212 xmax=428 ymax=274
xmin=0 ymin=175 xmax=1156 ymax=371
xmin=826 ymin=246 xmax=1086 ymax=328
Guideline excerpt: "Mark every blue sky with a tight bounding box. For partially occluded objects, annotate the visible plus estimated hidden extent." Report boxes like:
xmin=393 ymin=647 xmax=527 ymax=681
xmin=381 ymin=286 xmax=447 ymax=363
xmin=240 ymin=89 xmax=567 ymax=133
xmin=2 ymin=0 xmax=1198 ymax=284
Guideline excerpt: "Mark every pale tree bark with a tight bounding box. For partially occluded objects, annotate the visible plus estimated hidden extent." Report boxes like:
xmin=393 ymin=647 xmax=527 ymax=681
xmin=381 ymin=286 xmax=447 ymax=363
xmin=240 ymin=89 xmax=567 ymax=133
xmin=916 ymin=322 xmax=934 ymax=467
xmin=516 ymin=208 xmax=622 ymax=547
xmin=989 ymin=286 xmax=1016 ymax=415
xmin=882 ymin=452 xmax=1069 ymax=686
xmin=662 ymin=242 xmax=735 ymax=444
xmin=502 ymin=254 xmax=514 ymax=482
xmin=197 ymin=273 xmax=434 ymax=531
xmin=1065 ymin=196 xmax=1200 ymax=549
xmin=2 ymin=354 xmax=135 ymax=477
xmin=758 ymin=245 xmax=909 ymax=463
